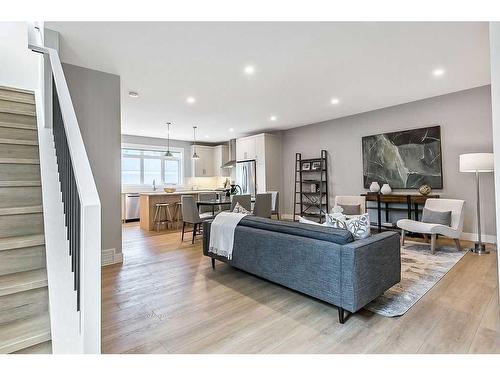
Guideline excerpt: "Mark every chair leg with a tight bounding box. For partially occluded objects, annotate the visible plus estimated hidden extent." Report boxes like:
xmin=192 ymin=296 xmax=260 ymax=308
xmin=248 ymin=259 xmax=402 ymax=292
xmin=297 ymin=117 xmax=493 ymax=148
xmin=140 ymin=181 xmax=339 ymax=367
xmin=211 ymin=258 xmax=215 ymax=270
xmin=181 ymin=221 xmax=186 ymax=241
xmin=423 ymin=234 xmax=429 ymax=243
xmin=430 ymin=234 xmax=437 ymax=254
xmin=192 ymin=223 xmax=196 ymax=244
xmin=454 ymin=238 xmax=462 ymax=252
xmin=338 ymin=307 xmax=345 ymax=324
xmin=400 ymin=229 xmax=405 ymax=246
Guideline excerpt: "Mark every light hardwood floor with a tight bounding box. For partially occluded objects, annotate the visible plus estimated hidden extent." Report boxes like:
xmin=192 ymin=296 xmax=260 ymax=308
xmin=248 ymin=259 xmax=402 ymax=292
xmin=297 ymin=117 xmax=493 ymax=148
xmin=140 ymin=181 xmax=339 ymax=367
xmin=101 ymin=222 xmax=500 ymax=354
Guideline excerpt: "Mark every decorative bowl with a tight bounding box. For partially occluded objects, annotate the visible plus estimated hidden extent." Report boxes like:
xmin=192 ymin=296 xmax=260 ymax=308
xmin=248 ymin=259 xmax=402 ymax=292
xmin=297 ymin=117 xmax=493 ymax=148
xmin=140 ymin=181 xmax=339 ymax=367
xmin=164 ymin=187 xmax=176 ymax=193
xmin=418 ymin=184 xmax=431 ymax=196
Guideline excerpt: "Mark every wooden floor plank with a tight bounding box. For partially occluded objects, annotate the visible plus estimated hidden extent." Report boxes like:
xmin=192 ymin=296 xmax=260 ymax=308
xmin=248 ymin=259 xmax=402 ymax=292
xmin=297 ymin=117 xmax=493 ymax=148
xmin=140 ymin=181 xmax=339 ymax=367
xmin=101 ymin=222 xmax=500 ymax=354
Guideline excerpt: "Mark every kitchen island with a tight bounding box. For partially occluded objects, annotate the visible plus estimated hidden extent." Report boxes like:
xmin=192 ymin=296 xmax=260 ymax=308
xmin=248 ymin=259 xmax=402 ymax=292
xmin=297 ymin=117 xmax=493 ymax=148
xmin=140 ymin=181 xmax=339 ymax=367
xmin=139 ymin=190 xmax=216 ymax=231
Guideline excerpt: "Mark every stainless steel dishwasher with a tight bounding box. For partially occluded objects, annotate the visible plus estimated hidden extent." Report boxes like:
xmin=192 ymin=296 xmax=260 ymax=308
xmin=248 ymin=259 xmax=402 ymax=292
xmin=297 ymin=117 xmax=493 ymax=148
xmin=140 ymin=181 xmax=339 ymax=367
xmin=125 ymin=193 xmax=140 ymax=221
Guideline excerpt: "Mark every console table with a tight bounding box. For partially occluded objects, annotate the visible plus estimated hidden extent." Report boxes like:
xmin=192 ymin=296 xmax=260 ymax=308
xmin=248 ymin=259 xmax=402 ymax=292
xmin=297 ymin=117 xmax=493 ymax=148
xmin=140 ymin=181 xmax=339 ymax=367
xmin=361 ymin=193 xmax=440 ymax=232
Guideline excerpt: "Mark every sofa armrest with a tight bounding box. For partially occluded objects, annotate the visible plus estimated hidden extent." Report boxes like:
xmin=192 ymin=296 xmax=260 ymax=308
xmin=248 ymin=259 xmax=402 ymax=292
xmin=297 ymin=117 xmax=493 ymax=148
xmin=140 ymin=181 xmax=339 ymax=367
xmin=340 ymin=231 xmax=401 ymax=312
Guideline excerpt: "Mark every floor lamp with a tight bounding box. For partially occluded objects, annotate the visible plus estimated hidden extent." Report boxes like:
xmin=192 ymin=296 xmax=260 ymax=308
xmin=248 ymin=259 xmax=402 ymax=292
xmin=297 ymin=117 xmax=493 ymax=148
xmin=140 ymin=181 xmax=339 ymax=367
xmin=459 ymin=153 xmax=495 ymax=254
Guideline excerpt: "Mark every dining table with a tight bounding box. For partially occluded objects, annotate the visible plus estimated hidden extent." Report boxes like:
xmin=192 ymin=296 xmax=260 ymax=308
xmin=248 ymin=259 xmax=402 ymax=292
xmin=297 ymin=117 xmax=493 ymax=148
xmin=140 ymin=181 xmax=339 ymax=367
xmin=196 ymin=198 xmax=233 ymax=217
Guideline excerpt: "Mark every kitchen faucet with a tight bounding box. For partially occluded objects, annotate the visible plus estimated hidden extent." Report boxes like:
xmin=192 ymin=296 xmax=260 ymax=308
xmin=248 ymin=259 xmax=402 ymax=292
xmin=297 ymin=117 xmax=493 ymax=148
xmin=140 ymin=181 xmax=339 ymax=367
xmin=152 ymin=179 xmax=157 ymax=191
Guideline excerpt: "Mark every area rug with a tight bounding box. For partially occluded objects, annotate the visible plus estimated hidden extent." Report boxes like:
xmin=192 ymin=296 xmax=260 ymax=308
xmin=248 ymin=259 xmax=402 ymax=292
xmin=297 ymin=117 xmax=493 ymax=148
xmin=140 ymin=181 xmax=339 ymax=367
xmin=364 ymin=241 xmax=467 ymax=317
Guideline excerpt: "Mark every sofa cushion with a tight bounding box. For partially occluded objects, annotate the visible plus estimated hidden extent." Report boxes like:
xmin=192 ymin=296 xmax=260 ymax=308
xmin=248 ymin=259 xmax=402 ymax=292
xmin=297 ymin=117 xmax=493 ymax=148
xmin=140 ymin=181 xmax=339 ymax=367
xmin=238 ymin=216 xmax=354 ymax=245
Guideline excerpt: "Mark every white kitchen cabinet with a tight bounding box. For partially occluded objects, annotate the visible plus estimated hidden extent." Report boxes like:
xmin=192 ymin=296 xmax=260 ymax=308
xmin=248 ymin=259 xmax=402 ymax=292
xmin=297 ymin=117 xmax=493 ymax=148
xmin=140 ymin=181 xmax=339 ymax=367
xmin=213 ymin=145 xmax=230 ymax=177
xmin=191 ymin=145 xmax=215 ymax=177
xmin=236 ymin=133 xmax=282 ymax=194
xmin=236 ymin=137 xmax=257 ymax=160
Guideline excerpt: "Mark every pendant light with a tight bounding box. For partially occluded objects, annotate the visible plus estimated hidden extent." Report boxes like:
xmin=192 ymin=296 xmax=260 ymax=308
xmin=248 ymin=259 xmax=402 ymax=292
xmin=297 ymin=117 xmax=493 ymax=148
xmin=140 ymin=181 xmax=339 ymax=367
xmin=165 ymin=122 xmax=173 ymax=157
xmin=192 ymin=125 xmax=200 ymax=159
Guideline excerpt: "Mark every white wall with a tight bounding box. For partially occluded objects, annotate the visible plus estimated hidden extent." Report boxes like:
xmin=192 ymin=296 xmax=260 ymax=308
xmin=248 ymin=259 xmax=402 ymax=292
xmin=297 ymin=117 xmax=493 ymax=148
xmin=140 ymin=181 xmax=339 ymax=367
xmin=281 ymin=86 xmax=496 ymax=241
xmin=0 ymin=22 xmax=39 ymax=90
xmin=488 ymin=22 xmax=500 ymax=293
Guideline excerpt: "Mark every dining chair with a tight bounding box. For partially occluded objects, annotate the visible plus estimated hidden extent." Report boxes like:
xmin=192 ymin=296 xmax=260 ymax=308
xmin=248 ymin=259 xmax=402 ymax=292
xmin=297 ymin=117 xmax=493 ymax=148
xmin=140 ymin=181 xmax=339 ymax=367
xmin=181 ymin=195 xmax=212 ymax=244
xmin=198 ymin=192 xmax=217 ymax=215
xmin=267 ymin=191 xmax=280 ymax=219
xmin=253 ymin=193 xmax=272 ymax=218
xmin=230 ymin=194 xmax=252 ymax=212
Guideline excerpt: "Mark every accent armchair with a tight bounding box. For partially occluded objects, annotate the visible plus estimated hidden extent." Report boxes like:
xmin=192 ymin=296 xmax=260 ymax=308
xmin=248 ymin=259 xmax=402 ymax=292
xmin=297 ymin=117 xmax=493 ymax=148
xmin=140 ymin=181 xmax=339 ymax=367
xmin=397 ymin=198 xmax=465 ymax=254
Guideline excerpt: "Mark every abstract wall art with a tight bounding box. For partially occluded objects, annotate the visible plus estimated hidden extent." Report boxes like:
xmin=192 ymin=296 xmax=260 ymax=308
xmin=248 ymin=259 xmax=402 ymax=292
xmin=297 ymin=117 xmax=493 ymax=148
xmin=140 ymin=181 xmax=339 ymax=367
xmin=362 ymin=126 xmax=443 ymax=189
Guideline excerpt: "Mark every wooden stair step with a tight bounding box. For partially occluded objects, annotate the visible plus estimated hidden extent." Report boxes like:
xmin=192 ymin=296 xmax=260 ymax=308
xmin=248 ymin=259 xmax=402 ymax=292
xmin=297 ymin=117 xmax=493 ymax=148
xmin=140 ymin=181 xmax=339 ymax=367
xmin=0 ymin=138 xmax=38 ymax=146
xmin=0 ymin=269 xmax=47 ymax=297
xmin=0 ymin=181 xmax=41 ymax=187
xmin=0 ymin=88 xmax=35 ymax=105
xmin=0 ymin=121 xmax=37 ymax=131
xmin=0 ymin=86 xmax=34 ymax=95
xmin=0 ymin=234 xmax=45 ymax=252
xmin=13 ymin=340 xmax=52 ymax=354
xmin=0 ymin=99 xmax=36 ymax=117
xmin=0 ymin=158 xmax=39 ymax=165
xmin=0 ymin=206 xmax=43 ymax=216
xmin=0 ymin=313 xmax=51 ymax=353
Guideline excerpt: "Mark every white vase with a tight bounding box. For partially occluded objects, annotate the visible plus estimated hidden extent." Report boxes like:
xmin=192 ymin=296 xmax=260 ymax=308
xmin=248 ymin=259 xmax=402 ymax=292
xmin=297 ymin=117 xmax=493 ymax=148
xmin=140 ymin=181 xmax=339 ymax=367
xmin=381 ymin=183 xmax=392 ymax=195
xmin=369 ymin=181 xmax=380 ymax=193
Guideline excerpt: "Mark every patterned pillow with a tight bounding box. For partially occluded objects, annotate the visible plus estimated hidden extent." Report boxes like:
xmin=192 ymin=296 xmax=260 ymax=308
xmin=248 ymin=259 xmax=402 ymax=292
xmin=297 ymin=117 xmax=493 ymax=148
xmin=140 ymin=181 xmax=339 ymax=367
xmin=334 ymin=213 xmax=371 ymax=240
xmin=232 ymin=202 xmax=251 ymax=214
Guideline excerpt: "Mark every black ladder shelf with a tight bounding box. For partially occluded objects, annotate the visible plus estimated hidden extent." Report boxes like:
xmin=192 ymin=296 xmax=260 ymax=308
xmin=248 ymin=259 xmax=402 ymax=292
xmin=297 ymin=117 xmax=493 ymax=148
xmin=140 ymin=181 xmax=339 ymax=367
xmin=293 ymin=150 xmax=329 ymax=223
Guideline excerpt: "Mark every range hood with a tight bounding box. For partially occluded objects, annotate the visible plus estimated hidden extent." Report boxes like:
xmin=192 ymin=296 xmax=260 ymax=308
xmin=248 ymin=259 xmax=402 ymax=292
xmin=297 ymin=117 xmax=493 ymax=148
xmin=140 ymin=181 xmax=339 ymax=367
xmin=222 ymin=139 xmax=237 ymax=168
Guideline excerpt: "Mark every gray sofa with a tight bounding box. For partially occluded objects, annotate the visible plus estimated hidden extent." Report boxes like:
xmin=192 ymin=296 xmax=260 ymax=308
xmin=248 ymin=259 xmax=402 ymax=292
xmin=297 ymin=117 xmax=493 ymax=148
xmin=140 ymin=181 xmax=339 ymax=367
xmin=202 ymin=216 xmax=401 ymax=323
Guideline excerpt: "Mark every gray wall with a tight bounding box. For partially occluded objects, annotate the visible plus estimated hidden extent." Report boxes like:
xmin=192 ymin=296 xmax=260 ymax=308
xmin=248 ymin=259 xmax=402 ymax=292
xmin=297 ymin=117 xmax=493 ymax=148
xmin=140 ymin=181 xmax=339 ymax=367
xmin=121 ymin=134 xmax=193 ymax=178
xmin=282 ymin=86 xmax=496 ymax=237
xmin=63 ymin=63 xmax=122 ymax=255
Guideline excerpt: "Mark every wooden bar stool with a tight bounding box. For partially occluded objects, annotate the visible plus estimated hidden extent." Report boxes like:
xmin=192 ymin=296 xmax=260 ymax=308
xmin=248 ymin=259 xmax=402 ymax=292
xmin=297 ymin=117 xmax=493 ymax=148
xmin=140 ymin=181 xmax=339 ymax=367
xmin=153 ymin=203 xmax=172 ymax=231
xmin=170 ymin=201 xmax=183 ymax=229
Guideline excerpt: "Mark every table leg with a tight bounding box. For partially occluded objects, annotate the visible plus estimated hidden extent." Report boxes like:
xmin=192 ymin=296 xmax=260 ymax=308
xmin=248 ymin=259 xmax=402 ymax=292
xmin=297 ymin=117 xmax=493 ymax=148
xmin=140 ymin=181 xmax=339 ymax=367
xmin=414 ymin=203 xmax=419 ymax=221
xmin=377 ymin=195 xmax=382 ymax=233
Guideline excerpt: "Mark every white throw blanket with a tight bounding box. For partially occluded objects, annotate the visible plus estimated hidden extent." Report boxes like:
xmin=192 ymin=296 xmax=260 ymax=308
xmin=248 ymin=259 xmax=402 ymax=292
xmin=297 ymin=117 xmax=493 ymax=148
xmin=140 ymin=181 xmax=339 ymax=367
xmin=209 ymin=212 xmax=248 ymax=260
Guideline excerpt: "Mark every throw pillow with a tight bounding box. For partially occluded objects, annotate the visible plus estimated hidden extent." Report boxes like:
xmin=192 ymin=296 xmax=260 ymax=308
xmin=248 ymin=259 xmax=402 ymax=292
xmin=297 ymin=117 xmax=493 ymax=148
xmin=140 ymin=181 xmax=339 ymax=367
xmin=338 ymin=204 xmax=361 ymax=216
xmin=232 ymin=202 xmax=251 ymax=214
xmin=298 ymin=216 xmax=329 ymax=227
xmin=334 ymin=213 xmax=371 ymax=240
xmin=421 ymin=208 xmax=452 ymax=226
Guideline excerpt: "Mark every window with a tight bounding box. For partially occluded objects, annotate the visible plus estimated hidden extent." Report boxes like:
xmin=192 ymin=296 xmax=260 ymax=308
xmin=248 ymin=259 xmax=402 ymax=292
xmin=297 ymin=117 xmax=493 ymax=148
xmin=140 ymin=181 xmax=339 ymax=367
xmin=121 ymin=145 xmax=183 ymax=186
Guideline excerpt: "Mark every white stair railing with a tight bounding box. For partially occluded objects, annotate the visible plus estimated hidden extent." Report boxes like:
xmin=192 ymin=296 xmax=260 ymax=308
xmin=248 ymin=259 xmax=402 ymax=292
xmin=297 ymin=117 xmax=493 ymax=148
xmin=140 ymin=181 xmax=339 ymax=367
xmin=28 ymin=23 xmax=101 ymax=354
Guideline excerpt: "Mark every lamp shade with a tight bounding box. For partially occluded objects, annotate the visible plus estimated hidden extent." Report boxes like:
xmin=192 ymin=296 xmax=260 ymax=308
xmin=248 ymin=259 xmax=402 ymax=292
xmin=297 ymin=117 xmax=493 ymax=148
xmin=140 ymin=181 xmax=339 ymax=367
xmin=459 ymin=153 xmax=494 ymax=173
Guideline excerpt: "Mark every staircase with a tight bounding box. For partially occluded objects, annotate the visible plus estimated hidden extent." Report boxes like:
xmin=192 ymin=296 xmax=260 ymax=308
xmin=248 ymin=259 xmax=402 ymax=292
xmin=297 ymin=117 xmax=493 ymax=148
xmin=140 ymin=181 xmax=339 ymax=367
xmin=0 ymin=86 xmax=52 ymax=354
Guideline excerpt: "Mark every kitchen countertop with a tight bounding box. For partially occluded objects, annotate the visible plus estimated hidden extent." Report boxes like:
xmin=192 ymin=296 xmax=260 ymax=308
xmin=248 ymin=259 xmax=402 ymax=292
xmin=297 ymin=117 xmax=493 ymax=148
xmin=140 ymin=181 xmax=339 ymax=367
xmin=139 ymin=190 xmax=217 ymax=196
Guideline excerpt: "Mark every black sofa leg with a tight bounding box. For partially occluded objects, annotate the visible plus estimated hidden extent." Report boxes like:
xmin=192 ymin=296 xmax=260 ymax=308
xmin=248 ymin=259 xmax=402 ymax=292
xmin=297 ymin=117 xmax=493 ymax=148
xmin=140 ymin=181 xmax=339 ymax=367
xmin=211 ymin=258 xmax=215 ymax=270
xmin=338 ymin=307 xmax=345 ymax=324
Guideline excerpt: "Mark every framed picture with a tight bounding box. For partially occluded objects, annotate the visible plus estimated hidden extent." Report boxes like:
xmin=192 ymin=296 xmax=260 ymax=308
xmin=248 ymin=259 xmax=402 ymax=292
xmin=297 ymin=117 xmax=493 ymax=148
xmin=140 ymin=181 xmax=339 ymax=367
xmin=362 ymin=125 xmax=443 ymax=189
xmin=311 ymin=161 xmax=322 ymax=171
xmin=302 ymin=162 xmax=311 ymax=171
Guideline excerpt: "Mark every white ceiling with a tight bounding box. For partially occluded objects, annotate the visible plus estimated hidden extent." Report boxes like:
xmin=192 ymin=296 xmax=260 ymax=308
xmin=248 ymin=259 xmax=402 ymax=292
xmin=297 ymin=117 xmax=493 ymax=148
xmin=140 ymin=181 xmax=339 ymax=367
xmin=46 ymin=22 xmax=491 ymax=142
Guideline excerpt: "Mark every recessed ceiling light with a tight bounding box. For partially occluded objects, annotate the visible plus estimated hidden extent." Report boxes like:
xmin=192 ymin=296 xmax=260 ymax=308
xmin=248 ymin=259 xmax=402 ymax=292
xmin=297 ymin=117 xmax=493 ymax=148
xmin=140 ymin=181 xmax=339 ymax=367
xmin=330 ymin=98 xmax=340 ymax=105
xmin=229 ymin=128 xmax=234 ymax=132
xmin=270 ymin=115 xmax=277 ymax=121
xmin=128 ymin=91 xmax=139 ymax=98
xmin=186 ymin=96 xmax=196 ymax=104
xmin=433 ymin=68 xmax=445 ymax=77
xmin=244 ymin=65 xmax=255 ymax=75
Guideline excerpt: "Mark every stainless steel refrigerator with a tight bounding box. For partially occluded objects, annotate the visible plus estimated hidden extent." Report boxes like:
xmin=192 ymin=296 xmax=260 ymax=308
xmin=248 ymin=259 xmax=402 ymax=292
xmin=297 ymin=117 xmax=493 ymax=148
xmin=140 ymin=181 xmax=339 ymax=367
xmin=236 ymin=160 xmax=256 ymax=197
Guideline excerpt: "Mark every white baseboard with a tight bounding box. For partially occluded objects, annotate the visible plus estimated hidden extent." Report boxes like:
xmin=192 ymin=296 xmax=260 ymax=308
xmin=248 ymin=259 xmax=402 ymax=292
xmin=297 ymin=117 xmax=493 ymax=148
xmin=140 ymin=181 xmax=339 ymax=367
xmin=460 ymin=232 xmax=497 ymax=244
xmin=101 ymin=248 xmax=123 ymax=266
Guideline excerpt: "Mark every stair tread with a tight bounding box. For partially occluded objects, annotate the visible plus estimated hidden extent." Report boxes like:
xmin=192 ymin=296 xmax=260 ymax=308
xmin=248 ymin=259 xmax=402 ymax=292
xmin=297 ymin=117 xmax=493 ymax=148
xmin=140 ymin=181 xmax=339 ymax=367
xmin=0 ymin=268 xmax=47 ymax=297
xmin=0 ymin=138 xmax=38 ymax=146
xmin=0 ymin=158 xmax=39 ymax=164
xmin=0 ymin=313 xmax=51 ymax=354
xmin=13 ymin=340 xmax=52 ymax=354
xmin=0 ymin=181 xmax=41 ymax=187
xmin=0 ymin=122 xmax=37 ymax=131
xmin=0 ymin=92 xmax=35 ymax=105
xmin=0 ymin=86 xmax=35 ymax=95
xmin=0 ymin=205 xmax=43 ymax=216
xmin=0 ymin=234 xmax=45 ymax=251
